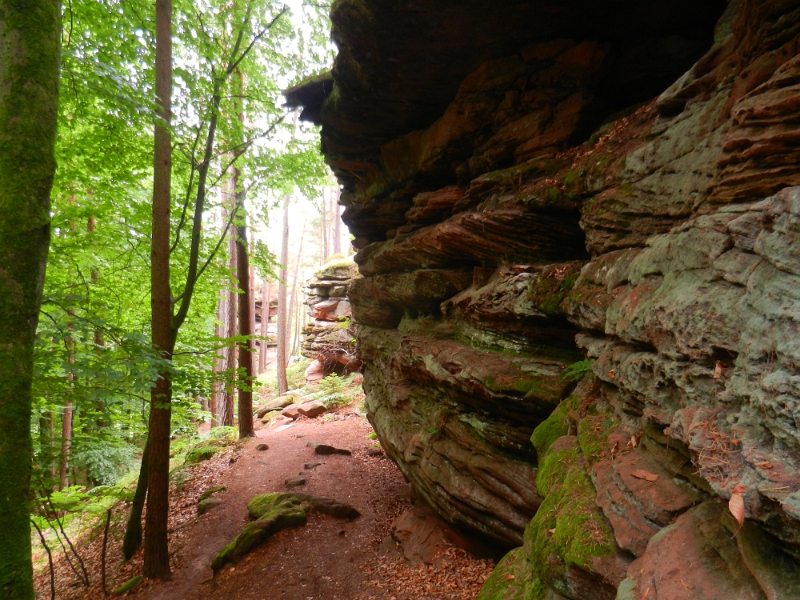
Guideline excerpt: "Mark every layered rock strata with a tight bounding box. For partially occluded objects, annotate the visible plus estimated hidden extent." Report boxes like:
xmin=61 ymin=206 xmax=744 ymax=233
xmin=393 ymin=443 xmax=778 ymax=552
xmin=301 ymin=258 xmax=360 ymax=373
xmin=288 ymin=0 xmax=800 ymax=597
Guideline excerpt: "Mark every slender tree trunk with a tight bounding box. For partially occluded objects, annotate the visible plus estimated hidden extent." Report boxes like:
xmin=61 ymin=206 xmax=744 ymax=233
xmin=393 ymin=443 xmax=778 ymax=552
xmin=292 ymin=292 xmax=302 ymax=357
xmin=88 ymin=215 xmax=107 ymax=428
xmin=122 ymin=440 xmax=149 ymax=561
xmin=320 ymin=187 xmax=328 ymax=263
xmin=333 ymin=189 xmax=342 ymax=256
xmin=59 ymin=310 xmax=75 ymax=490
xmin=259 ymin=281 xmax=271 ymax=374
xmin=287 ymin=218 xmax=306 ymax=362
xmin=210 ymin=287 xmax=226 ymax=427
xmin=276 ymin=200 xmax=290 ymax=395
xmin=235 ymin=184 xmax=255 ymax=438
xmin=223 ymin=194 xmax=237 ymax=426
xmin=0 ymin=1 xmax=61 ymax=595
xmin=143 ymin=0 xmax=174 ymax=580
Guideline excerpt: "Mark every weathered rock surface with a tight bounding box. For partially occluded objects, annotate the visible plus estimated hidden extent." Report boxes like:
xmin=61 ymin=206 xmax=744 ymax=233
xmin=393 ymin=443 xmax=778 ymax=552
xmin=288 ymin=0 xmax=800 ymax=597
xmin=301 ymin=257 xmax=361 ymax=373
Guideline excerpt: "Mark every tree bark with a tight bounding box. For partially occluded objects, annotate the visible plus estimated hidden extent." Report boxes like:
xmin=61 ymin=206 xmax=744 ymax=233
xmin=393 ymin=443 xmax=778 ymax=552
xmin=210 ymin=287 xmax=226 ymax=427
xmin=320 ymin=187 xmax=328 ymax=263
xmin=143 ymin=0 xmax=174 ymax=580
xmin=235 ymin=187 xmax=255 ymax=438
xmin=288 ymin=217 xmax=306 ymax=361
xmin=223 ymin=192 xmax=237 ymax=426
xmin=59 ymin=310 xmax=75 ymax=490
xmin=122 ymin=440 xmax=149 ymax=561
xmin=276 ymin=200 xmax=290 ymax=395
xmin=0 ymin=0 xmax=60 ymax=595
xmin=259 ymin=280 xmax=271 ymax=374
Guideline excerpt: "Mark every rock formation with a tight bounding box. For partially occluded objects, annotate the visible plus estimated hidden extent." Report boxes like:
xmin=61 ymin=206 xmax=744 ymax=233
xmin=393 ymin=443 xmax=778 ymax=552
xmin=287 ymin=0 xmax=800 ymax=597
xmin=301 ymin=257 xmax=360 ymax=376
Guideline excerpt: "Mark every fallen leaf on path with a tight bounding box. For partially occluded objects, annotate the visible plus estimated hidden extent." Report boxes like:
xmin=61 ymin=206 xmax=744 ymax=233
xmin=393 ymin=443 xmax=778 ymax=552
xmin=714 ymin=361 xmax=724 ymax=379
xmin=630 ymin=470 xmax=658 ymax=482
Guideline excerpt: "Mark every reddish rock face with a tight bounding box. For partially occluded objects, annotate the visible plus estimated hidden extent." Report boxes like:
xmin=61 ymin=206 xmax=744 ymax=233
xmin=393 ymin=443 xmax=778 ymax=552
xmin=289 ymin=0 xmax=800 ymax=597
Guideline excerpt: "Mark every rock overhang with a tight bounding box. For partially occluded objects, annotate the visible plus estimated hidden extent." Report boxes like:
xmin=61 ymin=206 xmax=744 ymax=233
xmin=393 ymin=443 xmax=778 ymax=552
xmin=287 ymin=0 xmax=728 ymax=197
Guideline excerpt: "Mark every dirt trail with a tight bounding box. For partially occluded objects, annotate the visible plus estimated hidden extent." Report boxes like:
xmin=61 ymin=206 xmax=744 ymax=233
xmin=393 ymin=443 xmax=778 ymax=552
xmin=34 ymin=403 xmax=494 ymax=600
xmin=131 ymin=409 xmax=411 ymax=600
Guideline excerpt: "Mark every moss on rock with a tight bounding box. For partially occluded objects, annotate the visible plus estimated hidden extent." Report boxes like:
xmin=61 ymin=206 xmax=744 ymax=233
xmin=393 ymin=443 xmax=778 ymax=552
xmin=476 ymin=547 xmax=547 ymax=600
xmin=213 ymin=493 xmax=360 ymax=572
xmin=524 ymin=437 xmax=615 ymax=594
xmin=530 ymin=395 xmax=579 ymax=459
xmin=184 ymin=445 xmax=219 ymax=464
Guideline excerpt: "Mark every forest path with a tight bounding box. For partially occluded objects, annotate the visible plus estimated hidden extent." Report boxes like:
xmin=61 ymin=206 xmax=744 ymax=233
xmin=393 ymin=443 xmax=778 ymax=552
xmin=131 ymin=406 xmax=409 ymax=600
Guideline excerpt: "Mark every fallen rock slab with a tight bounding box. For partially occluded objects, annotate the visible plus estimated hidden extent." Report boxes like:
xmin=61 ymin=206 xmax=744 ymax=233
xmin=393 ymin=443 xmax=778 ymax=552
xmin=297 ymin=400 xmax=327 ymax=418
xmin=311 ymin=443 xmax=352 ymax=456
xmin=211 ymin=492 xmax=360 ymax=571
xmin=281 ymin=405 xmax=301 ymax=419
xmin=197 ymin=497 xmax=223 ymax=516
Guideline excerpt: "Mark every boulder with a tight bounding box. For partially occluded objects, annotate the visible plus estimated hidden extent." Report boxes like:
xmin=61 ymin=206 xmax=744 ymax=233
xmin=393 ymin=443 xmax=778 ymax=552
xmin=212 ymin=493 xmax=360 ymax=571
xmin=296 ymin=400 xmax=327 ymax=418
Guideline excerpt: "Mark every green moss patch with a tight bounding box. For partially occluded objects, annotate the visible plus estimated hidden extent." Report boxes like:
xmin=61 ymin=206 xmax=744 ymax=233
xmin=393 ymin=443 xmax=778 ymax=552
xmin=212 ymin=493 xmax=360 ymax=572
xmin=530 ymin=395 xmax=579 ymax=459
xmin=527 ymin=262 xmax=584 ymax=317
xmin=184 ymin=445 xmax=219 ymax=464
xmin=198 ymin=485 xmax=226 ymax=503
xmin=577 ymin=411 xmax=616 ymax=466
xmin=525 ymin=438 xmax=615 ymax=591
xmin=476 ymin=548 xmax=547 ymax=600
xmin=114 ymin=575 xmax=143 ymax=595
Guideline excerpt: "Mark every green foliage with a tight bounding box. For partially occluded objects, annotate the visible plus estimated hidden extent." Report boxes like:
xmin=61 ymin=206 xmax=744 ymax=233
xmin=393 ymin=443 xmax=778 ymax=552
xmin=560 ymin=359 xmax=594 ymax=383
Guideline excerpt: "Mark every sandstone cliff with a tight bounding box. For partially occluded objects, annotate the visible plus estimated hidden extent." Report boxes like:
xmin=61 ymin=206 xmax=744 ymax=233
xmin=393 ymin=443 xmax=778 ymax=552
xmin=287 ymin=0 xmax=800 ymax=597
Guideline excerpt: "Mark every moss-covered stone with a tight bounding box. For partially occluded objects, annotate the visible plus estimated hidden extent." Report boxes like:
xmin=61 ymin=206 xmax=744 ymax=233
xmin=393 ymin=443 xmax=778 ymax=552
xmin=213 ymin=493 xmax=361 ymax=572
xmin=212 ymin=495 xmax=309 ymax=571
xmin=198 ymin=485 xmax=226 ymax=503
xmin=530 ymin=395 xmax=579 ymax=459
xmin=576 ymin=411 xmax=615 ymax=466
xmin=527 ymin=263 xmax=584 ymax=317
xmin=524 ymin=437 xmax=615 ymax=594
xmin=184 ymin=445 xmax=219 ymax=464
xmin=476 ymin=547 xmax=547 ymax=600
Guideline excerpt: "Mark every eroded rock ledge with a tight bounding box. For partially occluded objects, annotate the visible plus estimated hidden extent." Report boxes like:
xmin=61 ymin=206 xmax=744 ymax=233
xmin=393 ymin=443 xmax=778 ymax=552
xmin=288 ymin=0 xmax=800 ymax=597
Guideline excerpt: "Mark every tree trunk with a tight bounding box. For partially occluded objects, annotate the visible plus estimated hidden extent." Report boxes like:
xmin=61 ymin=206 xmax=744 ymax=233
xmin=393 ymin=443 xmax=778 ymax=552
xmin=59 ymin=310 xmax=75 ymax=490
xmin=333 ymin=188 xmax=342 ymax=256
xmin=223 ymin=188 xmax=237 ymax=426
xmin=287 ymin=217 xmax=306 ymax=362
xmin=143 ymin=0 xmax=174 ymax=580
xmin=259 ymin=281 xmax=271 ymax=374
xmin=122 ymin=440 xmax=149 ymax=561
xmin=210 ymin=287 xmax=226 ymax=427
xmin=320 ymin=187 xmax=328 ymax=263
xmin=235 ymin=185 xmax=255 ymax=438
xmin=0 ymin=1 xmax=60 ymax=595
xmin=276 ymin=200 xmax=290 ymax=395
